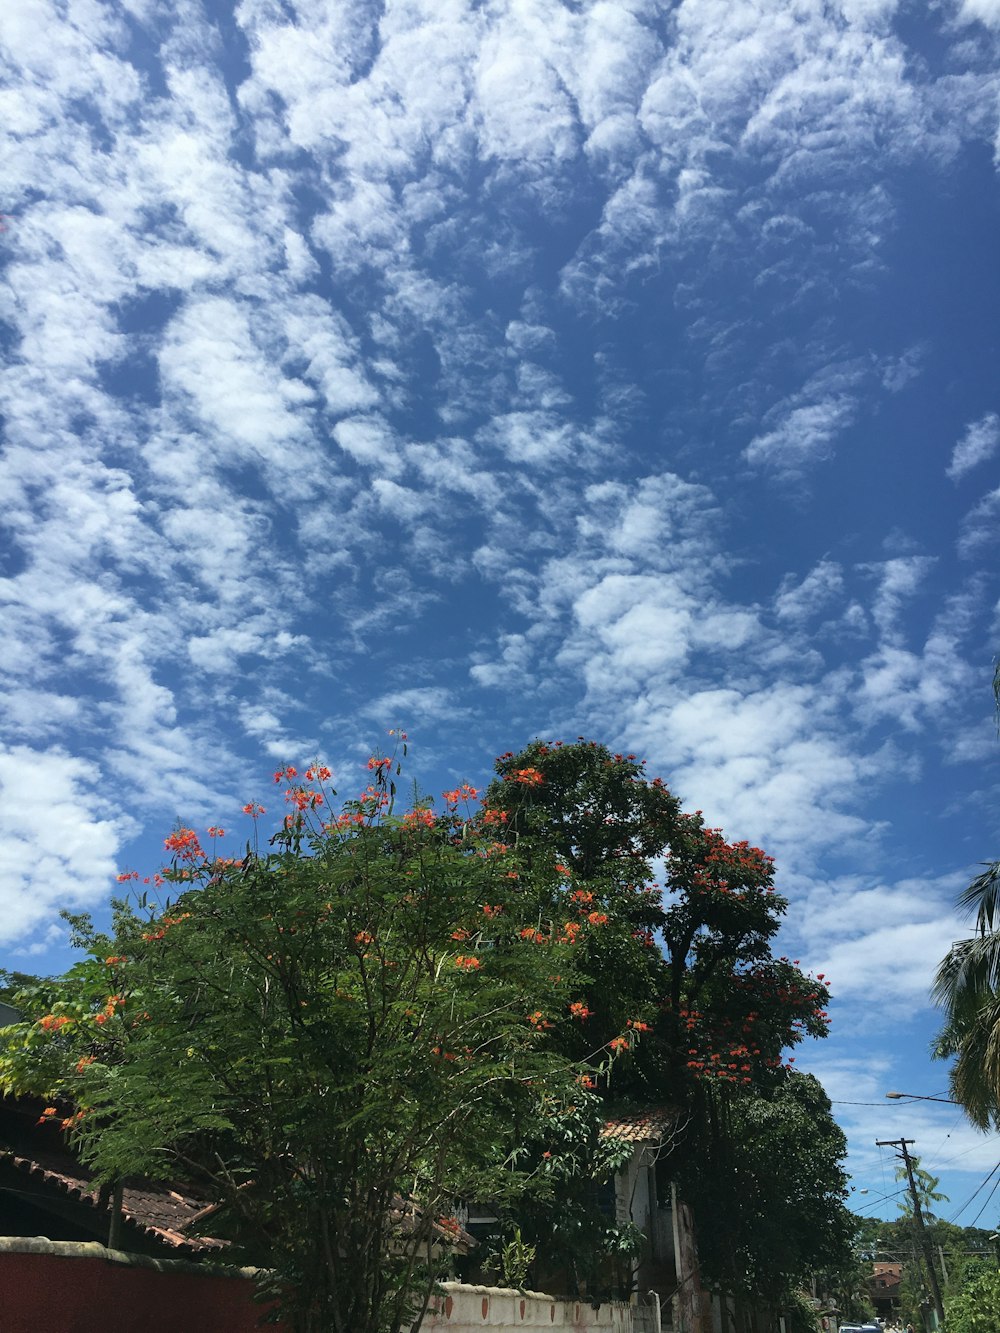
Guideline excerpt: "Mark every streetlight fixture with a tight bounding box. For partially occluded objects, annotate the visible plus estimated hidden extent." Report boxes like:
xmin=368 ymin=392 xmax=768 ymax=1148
xmin=885 ymin=1091 xmax=959 ymax=1104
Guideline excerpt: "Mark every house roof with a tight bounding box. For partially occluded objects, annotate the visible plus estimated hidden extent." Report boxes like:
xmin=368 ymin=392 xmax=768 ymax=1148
xmin=0 ymin=1148 xmax=226 ymax=1256
xmin=601 ymin=1108 xmax=676 ymax=1143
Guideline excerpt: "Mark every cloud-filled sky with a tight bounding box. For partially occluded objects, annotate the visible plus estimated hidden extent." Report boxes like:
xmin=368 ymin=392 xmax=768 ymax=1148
xmin=2 ymin=0 xmax=999 ymax=1222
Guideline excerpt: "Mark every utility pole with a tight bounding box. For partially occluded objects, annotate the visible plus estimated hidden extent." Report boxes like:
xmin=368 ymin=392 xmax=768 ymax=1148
xmin=876 ymin=1138 xmax=946 ymax=1329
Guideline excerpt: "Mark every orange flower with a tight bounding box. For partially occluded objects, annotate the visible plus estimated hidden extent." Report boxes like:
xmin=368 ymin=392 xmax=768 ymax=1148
xmin=454 ymin=955 xmax=481 ymax=971
xmin=505 ymin=767 xmax=544 ymax=786
xmin=586 ymin=911 xmax=609 ymax=926
xmin=403 ymin=808 xmax=436 ymax=829
xmin=569 ymin=1001 xmax=592 ymax=1020
xmin=609 ymin=1036 xmax=630 ymax=1053
xmin=38 ymin=1014 xmax=72 ymax=1031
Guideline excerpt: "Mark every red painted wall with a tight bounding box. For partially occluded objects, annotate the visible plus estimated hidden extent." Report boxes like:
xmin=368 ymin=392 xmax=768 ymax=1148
xmin=0 ymin=1250 xmax=285 ymax=1332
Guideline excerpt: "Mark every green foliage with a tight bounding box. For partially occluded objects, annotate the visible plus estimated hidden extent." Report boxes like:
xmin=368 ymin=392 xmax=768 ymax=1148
xmin=678 ymin=1073 xmax=854 ymax=1307
xmin=497 ymin=1226 xmax=536 ymax=1289
xmin=944 ymin=1265 xmax=1000 ymax=1333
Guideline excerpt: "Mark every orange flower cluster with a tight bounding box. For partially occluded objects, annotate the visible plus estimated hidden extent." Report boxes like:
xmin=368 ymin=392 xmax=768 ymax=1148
xmin=38 ymin=1014 xmax=72 ymax=1032
xmin=568 ymin=1001 xmax=592 ymax=1020
xmin=454 ymin=955 xmax=481 ymax=971
xmin=403 ymin=808 xmax=436 ymax=829
xmin=480 ymin=807 xmax=509 ymax=825
xmin=242 ymin=802 xmax=266 ymax=817
xmin=442 ymin=783 xmax=479 ymax=805
xmin=527 ymin=1011 xmax=552 ymax=1030
xmin=273 ymin=766 xmax=298 ymax=782
xmin=305 ymin=766 xmax=332 ymax=782
xmin=481 ymin=904 xmax=503 ymax=918
xmin=163 ymin=828 xmax=204 ymax=862
xmin=286 ymin=787 xmax=325 ymax=811
xmin=586 ymin=911 xmax=609 ymax=926
xmin=504 ymin=767 xmax=544 ymax=786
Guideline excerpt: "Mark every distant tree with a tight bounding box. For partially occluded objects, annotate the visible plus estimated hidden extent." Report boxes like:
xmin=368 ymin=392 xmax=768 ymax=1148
xmin=0 ymin=969 xmax=40 ymax=1010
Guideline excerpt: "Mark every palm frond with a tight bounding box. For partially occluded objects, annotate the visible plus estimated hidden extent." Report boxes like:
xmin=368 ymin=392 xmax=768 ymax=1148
xmin=956 ymin=862 xmax=1000 ymax=934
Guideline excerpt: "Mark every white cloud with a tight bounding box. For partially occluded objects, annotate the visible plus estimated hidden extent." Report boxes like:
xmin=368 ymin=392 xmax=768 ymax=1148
xmin=774 ymin=560 xmax=845 ymax=623
xmin=745 ymin=394 xmax=857 ymax=472
xmin=947 ymin=412 xmax=1000 ymax=481
xmin=956 ymin=0 xmax=1000 ymax=29
xmin=0 ymin=746 xmax=130 ymax=944
xmin=958 ymin=486 xmax=1000 ymax=558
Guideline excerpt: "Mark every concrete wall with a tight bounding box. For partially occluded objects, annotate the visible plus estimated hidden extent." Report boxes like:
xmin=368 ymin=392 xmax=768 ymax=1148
xmin=423 ymin=1283 xmax=633 ymax=1333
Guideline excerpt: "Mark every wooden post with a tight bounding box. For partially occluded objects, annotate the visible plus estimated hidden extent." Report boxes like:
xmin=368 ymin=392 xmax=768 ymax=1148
xmin=107 ymin=1180 xmax=124 ymax=1250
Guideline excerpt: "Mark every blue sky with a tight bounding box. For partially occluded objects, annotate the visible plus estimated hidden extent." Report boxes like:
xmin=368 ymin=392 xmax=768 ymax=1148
xmin=2 ymin=0 xmax=1000 ymax=1225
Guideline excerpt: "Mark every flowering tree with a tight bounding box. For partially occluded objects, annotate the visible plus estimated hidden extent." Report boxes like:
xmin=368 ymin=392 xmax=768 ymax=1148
xmin=480 ymin=741 xmax=830 ymax=1096
xmin=0 ymin=737 xmax=846 ymax=1325
xmin=477 ymin=741 xmax=844 ymax=1318
xmin=0 ymin=752 xmax=631 ymax=1333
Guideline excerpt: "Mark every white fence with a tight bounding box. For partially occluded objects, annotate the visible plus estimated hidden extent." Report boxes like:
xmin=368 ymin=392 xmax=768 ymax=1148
xmin=420 ymin=1283 xmax=634 ymax=1332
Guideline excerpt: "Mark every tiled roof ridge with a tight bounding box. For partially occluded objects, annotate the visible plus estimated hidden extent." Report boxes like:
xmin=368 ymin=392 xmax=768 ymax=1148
xmin=601 ymin=1105 xmax=677 ymax=1142
xmin=0 ymin=1150 xmax=226 ymax=1254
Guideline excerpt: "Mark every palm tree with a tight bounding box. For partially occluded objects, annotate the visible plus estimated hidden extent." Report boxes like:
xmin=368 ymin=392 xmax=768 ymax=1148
xmin=933 ymin=864 xmax=1000 ymax=1128
xmin=931 ymin=662 xmax=1000 ymax=1128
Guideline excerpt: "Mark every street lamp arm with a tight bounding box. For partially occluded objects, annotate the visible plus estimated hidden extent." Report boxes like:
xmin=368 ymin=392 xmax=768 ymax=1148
xmin=885 ymin=1091 xmax=959 ymax=1104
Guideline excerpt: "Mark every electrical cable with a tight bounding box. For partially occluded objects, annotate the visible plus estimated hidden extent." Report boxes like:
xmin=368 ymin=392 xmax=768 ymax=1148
xmin=946 ymin=1159 xmax=1000 ymax=1225
xmin=969 ymin=1169 xmax=1000 ymax=1228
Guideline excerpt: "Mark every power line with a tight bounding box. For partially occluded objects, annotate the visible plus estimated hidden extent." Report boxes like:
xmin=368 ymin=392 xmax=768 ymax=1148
xmin=947 ymin=1159 xmax=1000 ymax=1225
xmin=970 ymin=1171 xmax=1000 ymax=1228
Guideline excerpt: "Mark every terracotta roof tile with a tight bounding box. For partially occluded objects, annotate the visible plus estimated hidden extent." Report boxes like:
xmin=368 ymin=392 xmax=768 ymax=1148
xmin=601 ymin=1108 xmax=676 ymax=1143
xmin=0 ymin=1150 xmax=226 ymax=1255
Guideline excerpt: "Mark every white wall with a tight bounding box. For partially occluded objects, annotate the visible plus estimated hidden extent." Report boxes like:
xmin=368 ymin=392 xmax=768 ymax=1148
xmin=421 ymin=1283 xmax=634 ymax=1332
